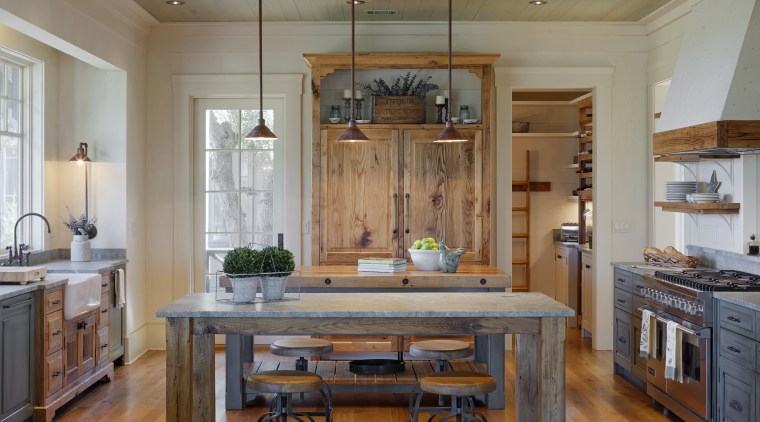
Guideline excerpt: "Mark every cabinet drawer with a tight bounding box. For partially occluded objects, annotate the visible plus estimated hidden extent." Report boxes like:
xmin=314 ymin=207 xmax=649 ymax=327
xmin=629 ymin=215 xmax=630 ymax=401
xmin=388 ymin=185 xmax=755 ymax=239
xmin=720 ymin=329 xmax=757 ymax=370
xmin=97 ymin=328 xmax=109 ymax=366
xmin=45 ymin=349 xmax=64 ymax=397
xmin=100 ymin=274 xmax=110 ymax=294
xmin=719 ymin=301 xmax=756 ymax=339
xmin=614 ymin=288 xmax=633 ymax=312
xmin=614 ymin=270 xmax=633 ymax=292
xmin=630 ymin=274 xmax=647 ymax=296
xmin=45 ymin=309 xmax=64 ymax=355
xmin=99 ymin=291 xmax=110 ymax=328
xmin=45 ymin=287 xmax=64 ymax=314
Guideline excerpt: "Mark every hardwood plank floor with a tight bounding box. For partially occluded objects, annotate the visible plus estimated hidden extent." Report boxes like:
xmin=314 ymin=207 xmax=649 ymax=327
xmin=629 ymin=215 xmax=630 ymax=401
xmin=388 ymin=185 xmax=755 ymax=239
xmin=55 ymin=328 xmax=682 ymax=421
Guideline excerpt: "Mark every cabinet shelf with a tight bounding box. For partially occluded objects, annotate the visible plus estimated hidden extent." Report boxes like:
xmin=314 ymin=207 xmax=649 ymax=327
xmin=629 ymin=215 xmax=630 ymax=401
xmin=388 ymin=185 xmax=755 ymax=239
xmin=567 ymin=196 xmax=579 ymax=202
xmin=654 ymin=153 xmax=740 ymax=162
xmin=578 ymin=190 xmax=592 ymax=201
xmin=566 ymin=163 xmax=579 ymax=169
xmin=512 ymin=132 xmax=577 ymax=137
xmin=654 ymin=201 xmax=740 ymax=214
xmin=578 ymin=172 xmax=593 ymax=179
xmin=578 ymin=155 xmax=592 ymax=163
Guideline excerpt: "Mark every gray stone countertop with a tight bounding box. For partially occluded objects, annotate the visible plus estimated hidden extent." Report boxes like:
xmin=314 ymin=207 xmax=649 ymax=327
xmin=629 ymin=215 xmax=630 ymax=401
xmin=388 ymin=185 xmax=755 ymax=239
xmin=44 ymin=259 xmax=127 ymax=274
xmin=714 ymin=292 xmax=760 ymax=312
xmin=156 ymin=292 xmax=575 ymax=318
xmin=553 ymin=241 xmax=579 ymax=247
xmin=611 ymin=262 xmax=716 ymax=277
xmin=0 ymin=258 xmax=126 ymax=301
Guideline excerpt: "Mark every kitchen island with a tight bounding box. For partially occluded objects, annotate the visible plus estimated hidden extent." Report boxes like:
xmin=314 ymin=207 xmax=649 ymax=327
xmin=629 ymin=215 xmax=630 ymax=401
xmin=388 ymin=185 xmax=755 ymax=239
xmin=225 ymin=264 xmax=511 ymax=409
xmin=157 ymin=291 xmax=573 ymax=422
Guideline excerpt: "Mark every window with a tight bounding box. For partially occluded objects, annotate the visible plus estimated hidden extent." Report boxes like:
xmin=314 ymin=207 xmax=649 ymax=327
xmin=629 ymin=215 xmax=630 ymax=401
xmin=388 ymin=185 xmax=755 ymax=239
xmin=0 ymin=48 xmax=43 ymax=257
xmin=194 ymin=98 xmax=286 ymax=292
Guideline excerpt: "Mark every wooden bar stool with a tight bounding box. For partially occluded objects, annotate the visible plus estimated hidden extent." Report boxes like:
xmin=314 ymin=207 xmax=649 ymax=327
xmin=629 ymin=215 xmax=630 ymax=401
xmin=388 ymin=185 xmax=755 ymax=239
xmin=270 ymin=338 xmax=333 ymax=371
xmin=247 ymin=370 xmax=333 ymax=421
xmin=409 ymin=371 xmax=496 ymax=422
xmin=410 ymin=339 xmax=474 ymax=405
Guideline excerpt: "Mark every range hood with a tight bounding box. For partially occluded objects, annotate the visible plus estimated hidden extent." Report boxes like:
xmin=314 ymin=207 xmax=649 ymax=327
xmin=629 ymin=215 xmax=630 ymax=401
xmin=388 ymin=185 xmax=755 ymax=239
xmin=654 ymin=0 xmax=760 ymax=156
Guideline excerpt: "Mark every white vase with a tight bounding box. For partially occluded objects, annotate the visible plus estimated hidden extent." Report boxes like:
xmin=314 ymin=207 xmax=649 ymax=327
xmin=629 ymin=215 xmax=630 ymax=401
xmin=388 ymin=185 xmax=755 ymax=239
xmin=70 ymin=234 xmax=91 ymax=262
xmin=231 ymin=276 xmax=259 ymax=303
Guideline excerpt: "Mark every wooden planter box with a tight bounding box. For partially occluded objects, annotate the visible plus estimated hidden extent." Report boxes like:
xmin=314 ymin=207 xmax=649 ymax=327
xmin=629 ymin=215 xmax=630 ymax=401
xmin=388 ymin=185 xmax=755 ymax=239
xmin=373 ymin=96 xmax=426 ymax=124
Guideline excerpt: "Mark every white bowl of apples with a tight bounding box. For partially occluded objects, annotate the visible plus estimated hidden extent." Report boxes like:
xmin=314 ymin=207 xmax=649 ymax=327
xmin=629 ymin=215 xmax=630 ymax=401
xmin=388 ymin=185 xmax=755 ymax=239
xmin=408 ymin=238 xmax=441 ymax=271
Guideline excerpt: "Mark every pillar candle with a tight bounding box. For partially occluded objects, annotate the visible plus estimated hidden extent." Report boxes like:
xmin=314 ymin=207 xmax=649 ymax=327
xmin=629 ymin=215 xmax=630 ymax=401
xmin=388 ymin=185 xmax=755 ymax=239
xmin=355 ymin=90 xmax=363 ymax=99
xmin=435 ymin=95 xmax=446 ymax=105
xmin=343 ymin=89 xmax=352 ymax=99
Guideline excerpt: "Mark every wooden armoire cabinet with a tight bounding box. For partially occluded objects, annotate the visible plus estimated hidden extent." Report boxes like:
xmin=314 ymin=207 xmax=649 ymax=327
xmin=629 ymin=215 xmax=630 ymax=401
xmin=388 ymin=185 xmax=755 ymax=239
xmin=305 ymin=53 xmax=498 ymax=266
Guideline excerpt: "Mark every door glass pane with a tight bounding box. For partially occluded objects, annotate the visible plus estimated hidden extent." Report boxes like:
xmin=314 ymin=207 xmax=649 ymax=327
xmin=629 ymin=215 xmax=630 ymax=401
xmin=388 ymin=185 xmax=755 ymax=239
xmin=201 ymin=104 xmax=280 ymax=292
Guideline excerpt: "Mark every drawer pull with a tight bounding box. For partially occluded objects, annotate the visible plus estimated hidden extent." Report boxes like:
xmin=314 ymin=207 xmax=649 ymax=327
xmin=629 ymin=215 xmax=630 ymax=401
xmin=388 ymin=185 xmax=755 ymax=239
xmin=77 ymin=321 xmax=89 ymax=330
xmin=585 ymin=264 xmax=591 ymax=269
xmin=727 ymin=316 xmax=741 ymax=323
xmin=617 ymin=278 xmax=625 ymax=283
xmin=52 ymin=371 xmax=61 ymax=377
xmin=727 ymin=346 xmax=741 ymax=354
xmin=618 ymin=336 xmax=626 ymax=344
xmin=51 ymin=300 xmax=61 ymax=305
xmin=480 ymin=278 xmax=487 ymax=285
xmin=616 ymin=299 xmax=626 ymax=303
xmin=729 ymin=400 xmax=743 ymax=413
xmin=324 ymin=278 xmax=331 ymax=285
xmin=101 ymin=343 xmax=109 ymax=349
xmin=102 ymin=309 xmax=108 ymax=313
xmin=52 ymin=330 xmax=62 ymax=336
xmin=101 ymin=283 xmax=108 ymax=287
xmin=557 ymin=255 xmax=562 ymax=259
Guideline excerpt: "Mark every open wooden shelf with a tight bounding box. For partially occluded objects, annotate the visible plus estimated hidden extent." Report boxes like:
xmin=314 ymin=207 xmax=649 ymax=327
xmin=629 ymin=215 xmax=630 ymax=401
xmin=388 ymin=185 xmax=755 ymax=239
xmin=654 ymin=201 xmax=740 ymax=214
xmin=578 ymin=155 xmax=593 ymax=163
xmin=578 ymin=171 xmax=593 ymax=179
xmin=512 ymin=132 xmax=577 ymax=137
xmin=578 ymin=190 xmax=592 ymax=201
xmin=654 ymin=153 xmax=740 ymax=162
xmin=567 ymin=196 xmax=579 ymax=202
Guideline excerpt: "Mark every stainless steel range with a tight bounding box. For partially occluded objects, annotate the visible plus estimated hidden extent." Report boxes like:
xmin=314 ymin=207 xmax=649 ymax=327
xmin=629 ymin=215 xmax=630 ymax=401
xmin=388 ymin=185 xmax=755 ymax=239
xmin=640 ymin=269 xmax=760 ymax=422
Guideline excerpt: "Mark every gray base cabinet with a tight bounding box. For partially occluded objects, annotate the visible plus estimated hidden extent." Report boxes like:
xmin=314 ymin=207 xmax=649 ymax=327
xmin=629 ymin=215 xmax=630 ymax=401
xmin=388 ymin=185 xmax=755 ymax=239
xmin=716 ymin=299 xmax=760 ymax=422
xmin=107 ymin=269 xmax=125 ymax=362
xmin=612 ymin=268 xmax=647 ymax=386
xmin=0 ymin=292 xmax=34 ymax=422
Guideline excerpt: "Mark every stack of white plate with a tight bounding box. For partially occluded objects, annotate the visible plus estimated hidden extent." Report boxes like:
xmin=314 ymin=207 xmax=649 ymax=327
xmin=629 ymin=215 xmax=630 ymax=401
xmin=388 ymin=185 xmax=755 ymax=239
xmin=688 ymin=193 xmax=721 ymax=203
xmin=665 ymin=181 xmax=697 ymax=202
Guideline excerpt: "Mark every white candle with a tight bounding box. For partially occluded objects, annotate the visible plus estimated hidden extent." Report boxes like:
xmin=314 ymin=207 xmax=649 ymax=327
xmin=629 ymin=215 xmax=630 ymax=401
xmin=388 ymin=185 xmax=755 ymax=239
xmin=435 ymin=95 xmax=446 ymax=105
xmin=355 ymin=90 xmax=363 ymax=99
xmin=343 ymin=89 xmax=352 ymax=99
xmin=443 ymin=90 xmax=449 ymax=98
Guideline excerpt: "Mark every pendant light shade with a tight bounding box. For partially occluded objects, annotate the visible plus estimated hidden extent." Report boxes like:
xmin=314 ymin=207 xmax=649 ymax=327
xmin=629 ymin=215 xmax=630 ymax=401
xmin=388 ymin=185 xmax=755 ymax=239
xmin=245 ymin=0 xmax=277 ymax=141
xmin=69 ymin=142 xmax=92 ymax=162
xmin=337 ymin=0 xmax=370 ymax=143
xmin=435 ymin=0 xmax=468 ymax=143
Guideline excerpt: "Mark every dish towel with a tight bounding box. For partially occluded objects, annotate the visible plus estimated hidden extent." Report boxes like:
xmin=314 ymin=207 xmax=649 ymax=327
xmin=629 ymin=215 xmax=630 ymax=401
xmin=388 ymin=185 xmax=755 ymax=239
xmin=115 ymin=268 xmax=126 ymax=309
xmin=664 ymin=320 xmax=683 ymax=382
xmin=640 ymin=310 xmax=655 ymax=358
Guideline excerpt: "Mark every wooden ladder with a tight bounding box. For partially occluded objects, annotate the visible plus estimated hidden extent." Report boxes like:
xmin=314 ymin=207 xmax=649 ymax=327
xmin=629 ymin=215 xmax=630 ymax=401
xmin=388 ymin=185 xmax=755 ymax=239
xmin=511 ymin=150 xmax=550 ymax=292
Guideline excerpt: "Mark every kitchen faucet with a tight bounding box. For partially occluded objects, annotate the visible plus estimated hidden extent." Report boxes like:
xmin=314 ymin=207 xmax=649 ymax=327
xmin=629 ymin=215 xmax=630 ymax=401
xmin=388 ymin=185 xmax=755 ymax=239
xmin=2 ymin=212 xmax=52 ymax=266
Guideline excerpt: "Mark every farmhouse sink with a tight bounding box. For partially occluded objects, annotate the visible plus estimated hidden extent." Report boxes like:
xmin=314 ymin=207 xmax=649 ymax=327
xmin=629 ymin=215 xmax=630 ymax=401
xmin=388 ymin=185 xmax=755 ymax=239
xmin=57 ymin=273 xmax=102 ymax=320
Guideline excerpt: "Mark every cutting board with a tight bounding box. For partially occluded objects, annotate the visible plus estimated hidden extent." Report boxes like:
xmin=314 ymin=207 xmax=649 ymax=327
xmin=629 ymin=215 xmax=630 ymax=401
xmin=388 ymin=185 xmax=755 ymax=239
xmin=0 ymin=266 xmax=47 ymax=284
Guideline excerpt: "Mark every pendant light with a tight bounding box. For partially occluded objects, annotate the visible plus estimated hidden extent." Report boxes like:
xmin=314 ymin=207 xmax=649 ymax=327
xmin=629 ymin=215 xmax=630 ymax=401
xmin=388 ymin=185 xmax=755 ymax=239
xmin=245 ymin=0 xmax=277 ymax=140
xmin=337 ymin=0 xmax=370 ymax=143
xmin=434 ymin=0 xmax=468 ymax=143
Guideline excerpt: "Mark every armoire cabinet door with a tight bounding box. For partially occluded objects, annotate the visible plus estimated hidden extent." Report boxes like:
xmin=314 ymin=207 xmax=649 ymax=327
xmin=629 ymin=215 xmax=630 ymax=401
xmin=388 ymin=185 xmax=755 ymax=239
xmin=402 ymin=128 xmax=483 ymax=264
xmin=319 ymin=128 xmax=401 ymax=264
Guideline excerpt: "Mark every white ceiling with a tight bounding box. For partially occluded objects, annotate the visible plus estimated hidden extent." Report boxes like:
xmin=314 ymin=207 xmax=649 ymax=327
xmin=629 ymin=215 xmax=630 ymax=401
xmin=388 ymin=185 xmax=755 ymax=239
xmin=134 ymin=0 xmax=674 ymax=23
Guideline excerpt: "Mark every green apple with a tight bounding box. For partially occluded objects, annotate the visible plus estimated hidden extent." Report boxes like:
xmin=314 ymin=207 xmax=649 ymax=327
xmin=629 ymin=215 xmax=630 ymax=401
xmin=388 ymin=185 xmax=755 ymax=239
xmin=420 ymin=242 xmax=433 ymax=250
xmin=412 ymin=240 xmax=422 ymax=249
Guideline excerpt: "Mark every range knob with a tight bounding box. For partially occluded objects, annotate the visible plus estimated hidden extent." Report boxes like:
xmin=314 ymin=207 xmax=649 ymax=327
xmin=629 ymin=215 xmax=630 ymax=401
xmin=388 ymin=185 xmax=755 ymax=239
xmin=687 ymin=303 xmax=697 ymax=315
xmin=697 ymin=304 xmax=704 ymax=314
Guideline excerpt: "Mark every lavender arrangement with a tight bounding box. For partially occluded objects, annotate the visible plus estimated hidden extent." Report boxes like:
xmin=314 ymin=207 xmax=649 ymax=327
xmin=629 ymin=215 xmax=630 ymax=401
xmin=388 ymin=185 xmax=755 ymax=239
xmin=358 ymin=71 xmax=439 ymax=97
xmin=63 ymin=207 xmax=98 ymax=239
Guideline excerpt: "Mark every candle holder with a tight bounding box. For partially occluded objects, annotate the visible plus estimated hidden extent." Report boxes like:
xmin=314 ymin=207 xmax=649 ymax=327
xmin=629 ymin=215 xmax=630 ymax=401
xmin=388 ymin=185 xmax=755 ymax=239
xmin=443 ymin=99 xmax=449 ymax=123
xmin=343 ymin=97 xmax=351 ymax=122
xmin=435 ymin=104 xmax=445 ymax=124
xmin=355 ymin=98 xmax=364 ymax=121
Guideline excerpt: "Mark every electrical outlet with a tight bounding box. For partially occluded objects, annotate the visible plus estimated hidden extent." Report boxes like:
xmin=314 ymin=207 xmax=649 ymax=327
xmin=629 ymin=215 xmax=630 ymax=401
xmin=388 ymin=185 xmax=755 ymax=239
xmin=302 ymin=221 xmax=310 ymax=234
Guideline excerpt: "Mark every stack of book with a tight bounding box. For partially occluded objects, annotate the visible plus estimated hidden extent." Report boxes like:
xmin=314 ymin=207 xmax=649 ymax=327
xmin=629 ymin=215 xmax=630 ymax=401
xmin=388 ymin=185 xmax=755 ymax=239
xmin=357 ymin=258 xmax=408 ymax=273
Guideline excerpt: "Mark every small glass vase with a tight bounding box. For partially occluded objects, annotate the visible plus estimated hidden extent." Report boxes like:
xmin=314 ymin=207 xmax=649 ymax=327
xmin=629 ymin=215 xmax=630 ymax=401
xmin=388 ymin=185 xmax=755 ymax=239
xmin=459 ymin=105 xmax=470 ymax=121
xmin=70 ymin=234 xmax=91 ymax=262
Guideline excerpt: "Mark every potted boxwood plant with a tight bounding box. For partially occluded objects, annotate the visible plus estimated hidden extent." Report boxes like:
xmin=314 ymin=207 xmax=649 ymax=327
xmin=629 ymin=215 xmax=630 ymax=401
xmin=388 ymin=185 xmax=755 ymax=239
xmin=223 ymin=246 xmax=265 ymax=303
xmin=258 ymin=246 xmax=295 ymax=301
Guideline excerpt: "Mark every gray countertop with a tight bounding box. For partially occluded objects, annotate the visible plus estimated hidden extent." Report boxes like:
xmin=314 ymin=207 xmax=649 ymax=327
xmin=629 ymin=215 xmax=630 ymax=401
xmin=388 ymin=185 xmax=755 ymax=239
xmin=714 ymin=292 xmax=760 ymax=312
xmin=0 ymin=259 xmax=127 ymax=301
xmin=156 ymin=292 xmax=575 ymax=318
xmin=611 ymin=262 xmax=716 ymax=276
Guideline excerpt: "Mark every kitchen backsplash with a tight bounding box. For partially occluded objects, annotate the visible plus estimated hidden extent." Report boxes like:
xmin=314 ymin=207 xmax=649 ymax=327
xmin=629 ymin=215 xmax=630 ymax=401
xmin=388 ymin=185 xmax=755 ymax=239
xmin=687 ymin=245 xmax=760 ymax=274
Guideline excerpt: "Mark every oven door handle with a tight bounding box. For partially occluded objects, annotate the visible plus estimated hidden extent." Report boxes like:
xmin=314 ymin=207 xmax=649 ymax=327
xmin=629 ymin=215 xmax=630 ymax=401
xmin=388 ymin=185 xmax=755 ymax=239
xmin=637 ymin=306 xmax=711 ymax=339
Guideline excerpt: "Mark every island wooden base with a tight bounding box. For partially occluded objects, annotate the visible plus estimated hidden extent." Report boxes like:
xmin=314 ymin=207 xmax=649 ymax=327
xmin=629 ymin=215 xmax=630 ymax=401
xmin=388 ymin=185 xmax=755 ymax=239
xmin=34 ymin=363 xmax=114 ymax=422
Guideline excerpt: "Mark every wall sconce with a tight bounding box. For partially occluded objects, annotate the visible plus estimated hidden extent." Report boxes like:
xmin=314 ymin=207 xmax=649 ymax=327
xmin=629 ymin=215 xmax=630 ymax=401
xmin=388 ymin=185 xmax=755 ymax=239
xmin=69 ymin=142 xmax=98 ymax=239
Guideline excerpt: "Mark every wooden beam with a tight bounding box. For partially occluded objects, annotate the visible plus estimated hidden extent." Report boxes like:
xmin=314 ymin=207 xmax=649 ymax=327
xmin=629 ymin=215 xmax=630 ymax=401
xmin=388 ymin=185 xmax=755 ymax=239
xmin=512 ymin=182 xmax=551 ymax=192
xmin=653 ymin=120 xmax=760 ymax=155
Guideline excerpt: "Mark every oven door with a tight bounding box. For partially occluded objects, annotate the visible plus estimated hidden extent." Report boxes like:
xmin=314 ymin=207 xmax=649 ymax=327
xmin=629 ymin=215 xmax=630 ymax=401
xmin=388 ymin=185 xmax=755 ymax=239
xmin=644 ymin=310 xmax=711 ymax=420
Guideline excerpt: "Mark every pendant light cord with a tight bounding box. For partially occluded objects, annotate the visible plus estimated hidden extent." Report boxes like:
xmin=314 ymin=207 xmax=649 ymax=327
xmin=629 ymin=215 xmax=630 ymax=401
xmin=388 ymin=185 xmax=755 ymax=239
xmin=350 ymin=1 xmax=356 ymax=122
xmin=447 ymin=0 xmax=452 ymax=121
xmin=259 ymin=0 xmax=264 ymax=121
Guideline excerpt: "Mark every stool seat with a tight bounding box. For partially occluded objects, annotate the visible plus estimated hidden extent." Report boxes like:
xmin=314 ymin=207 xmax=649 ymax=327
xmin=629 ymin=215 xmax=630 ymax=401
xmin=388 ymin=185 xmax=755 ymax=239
xmin=409 ymin=339 xmax=473 ymax=360
xmin=248 ymin=370 xmax=325 ymax=394
xmin=420 ymin=371 xmax=496 ymax=397
xmin=270 ymin=338 xmax=333 ymax=357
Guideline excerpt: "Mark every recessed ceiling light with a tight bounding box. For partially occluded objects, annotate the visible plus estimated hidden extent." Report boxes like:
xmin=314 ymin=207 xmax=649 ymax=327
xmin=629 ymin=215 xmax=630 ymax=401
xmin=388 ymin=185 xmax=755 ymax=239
xmin=528 ymin=0 xmax=548 ymax=4
xmin=166 ymin=0 xmax=185 ymax=5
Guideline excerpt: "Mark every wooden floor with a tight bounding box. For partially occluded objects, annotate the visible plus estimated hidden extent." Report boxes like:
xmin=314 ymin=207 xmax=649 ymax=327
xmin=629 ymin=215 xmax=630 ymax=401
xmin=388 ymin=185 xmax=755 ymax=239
xmin=55 ymin=328 xmax=682 ymax=421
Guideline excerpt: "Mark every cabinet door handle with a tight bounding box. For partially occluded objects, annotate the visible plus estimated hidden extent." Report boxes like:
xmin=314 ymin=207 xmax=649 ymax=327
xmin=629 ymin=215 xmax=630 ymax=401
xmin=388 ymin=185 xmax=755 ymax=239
xmin=52 ymin=371 xmax=61 ymax=377
xmin=101 ymin=283 xmax=108 ymax=287
xmin=618 ymin=336 xmax=626 ymax=344
xmin=585 ymin=264 xmax=591 ymax=269
xmin=52 ymin=330 xmax=62 ymax=336
xmin=51 ymin=299 xmax=61 ymax=305
xmin=557 ymin=255 xmax=562 ymax=259
xmin=101 ymin=309 xmax=108 ymax=314
xmin=729 ymin=400 xmax=743 ymax=413
xmin=404 ymin=193 xmax=410 ymax=234
xmin=392 ymin=193 xmax=398 ymax=234
xmin=101 ymin=343 xmax=109 ymax=349
xmin=727 ymin=346 xmax=741 ymax=354
xmin=727 ymin=316 xmax=741 ymax=323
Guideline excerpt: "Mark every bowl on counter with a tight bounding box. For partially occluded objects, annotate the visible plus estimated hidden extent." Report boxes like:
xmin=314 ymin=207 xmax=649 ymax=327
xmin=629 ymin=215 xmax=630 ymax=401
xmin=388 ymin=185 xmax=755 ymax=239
xmin=328 ymin=117 xmax=341 ymax=124
xmin=408 ymin=248 xmax=440 ymax=271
